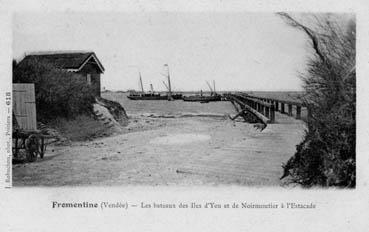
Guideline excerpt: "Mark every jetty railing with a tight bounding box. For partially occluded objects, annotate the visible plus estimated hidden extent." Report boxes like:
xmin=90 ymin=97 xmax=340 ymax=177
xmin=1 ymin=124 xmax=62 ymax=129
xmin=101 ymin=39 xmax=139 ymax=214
xmin=224 ymin=92 xmax=306 ymax=123
xmin=241 ymin=94 xmax=306 ymax=120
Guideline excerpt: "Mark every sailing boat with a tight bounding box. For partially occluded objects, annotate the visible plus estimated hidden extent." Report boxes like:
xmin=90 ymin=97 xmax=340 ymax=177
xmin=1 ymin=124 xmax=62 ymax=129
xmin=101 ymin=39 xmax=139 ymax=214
xmin=127 ymin=72 xmax=164 ymax=100
xmin=127 ymin=65 xmax=182 ymax=100
xmin=182 ymin=80 xmax=221 ymax=102
xmin=162 ymin=64 xmax=182 ymax=100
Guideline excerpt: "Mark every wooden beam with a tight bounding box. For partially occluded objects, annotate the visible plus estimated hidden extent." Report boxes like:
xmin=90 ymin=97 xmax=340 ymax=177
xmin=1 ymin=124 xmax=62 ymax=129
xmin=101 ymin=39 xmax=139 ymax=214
xmin=236 ymin=94 xmax=273 ymax=108
xmin=228 ymin=95 xmax=269 ymax=125
xmin=229 ymin=109 xmax=247 ymax=120
xmin=230 ymin=100 xmax=241 ymax=112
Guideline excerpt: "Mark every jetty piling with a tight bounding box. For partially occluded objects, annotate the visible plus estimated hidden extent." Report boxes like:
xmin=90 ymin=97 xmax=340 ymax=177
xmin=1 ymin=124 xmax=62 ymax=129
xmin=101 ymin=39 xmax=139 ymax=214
xmin=296 ymin=106 xmax=302 ymax=119
xmin=288 ymin=104 xmax=293 ymax=116
xmin=225 ymin=93 xmax=306 ymax=125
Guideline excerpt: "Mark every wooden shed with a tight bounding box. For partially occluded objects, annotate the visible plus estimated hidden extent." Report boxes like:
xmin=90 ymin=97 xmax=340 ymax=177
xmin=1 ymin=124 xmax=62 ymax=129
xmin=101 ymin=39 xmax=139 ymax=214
xmin=16 ymin=51 xmax=105 ymax=97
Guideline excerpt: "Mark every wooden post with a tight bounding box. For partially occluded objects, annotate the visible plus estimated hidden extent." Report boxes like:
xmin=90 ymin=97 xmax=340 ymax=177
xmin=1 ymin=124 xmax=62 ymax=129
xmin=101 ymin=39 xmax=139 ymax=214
xmin=296 ymin=106 xmax=301 ymax=119
xmin=275 ymin=101 xmax=279 ymax=111
xmin=270 ymin=105 xmax=275 ymax=123
xmin=265 ymin=106 xmax=270 ymax=118
xmin=288 ymin=104 xmax=293 ymax=116
xmin=281 ymin=103 xmax=285 ymax=114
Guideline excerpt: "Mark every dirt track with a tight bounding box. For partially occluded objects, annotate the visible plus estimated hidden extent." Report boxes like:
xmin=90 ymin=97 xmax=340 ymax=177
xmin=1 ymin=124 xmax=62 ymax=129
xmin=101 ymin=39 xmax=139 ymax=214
xmin=13 ymin=113 xmax=305 ymax=186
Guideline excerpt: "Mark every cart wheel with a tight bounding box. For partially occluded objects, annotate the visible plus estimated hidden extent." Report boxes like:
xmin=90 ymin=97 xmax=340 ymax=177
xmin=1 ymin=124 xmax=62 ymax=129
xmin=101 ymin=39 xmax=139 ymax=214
xmin=25 ymin=134 xmax=40 ymax=162
xmin=39 ymin=137 xmax=45 ymax=159
xmin=26 ymin=150 xmax=38 ymax=162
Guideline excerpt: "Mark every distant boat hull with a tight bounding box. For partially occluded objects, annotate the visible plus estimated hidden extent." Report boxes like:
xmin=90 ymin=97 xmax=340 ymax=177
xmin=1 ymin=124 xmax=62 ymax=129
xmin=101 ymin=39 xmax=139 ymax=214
xmin=127 ymin=95 xmax=167 ymax=100
xmin=127 ymin=93 xmax=183 ymax=100
xmin=171 ymin=94 xmax=183 ymax=100
xmin=182 ymin=95 xmax=222 ymax=102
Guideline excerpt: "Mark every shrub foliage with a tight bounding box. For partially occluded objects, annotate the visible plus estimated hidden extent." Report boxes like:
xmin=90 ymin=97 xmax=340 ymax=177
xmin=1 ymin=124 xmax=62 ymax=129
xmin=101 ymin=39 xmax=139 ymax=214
xmin=13 ymin=58 xmax=96 ymax=122
xmin=278 ymin=13 xmax=356 ymax=187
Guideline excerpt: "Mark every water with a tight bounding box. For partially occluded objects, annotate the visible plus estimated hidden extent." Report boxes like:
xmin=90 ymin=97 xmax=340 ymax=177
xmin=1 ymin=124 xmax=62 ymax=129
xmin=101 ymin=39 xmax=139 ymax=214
xmin=102 ymin=92 xmax=236 ymax=116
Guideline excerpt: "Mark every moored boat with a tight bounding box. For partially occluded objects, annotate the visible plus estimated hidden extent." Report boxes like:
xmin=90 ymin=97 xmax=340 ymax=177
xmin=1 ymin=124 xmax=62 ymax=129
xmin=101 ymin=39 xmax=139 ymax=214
xmin=127 ymin=64 xmax=182 ymax=101
xmin=127 ymin=93 xmax=183 ymax=100
xmin=127 ymin=93 xmax=166 ymax=100
xmin=182 ymin=80 xmax=221 ymax=103
xmin=182 ymin=94 xmax=221 ymax=102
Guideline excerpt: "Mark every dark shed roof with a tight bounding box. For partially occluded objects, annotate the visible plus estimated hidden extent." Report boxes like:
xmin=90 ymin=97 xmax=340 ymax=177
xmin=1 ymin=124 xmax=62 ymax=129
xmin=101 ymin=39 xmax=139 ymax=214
xmin=18 ymin=51 xmax=105 ymax=73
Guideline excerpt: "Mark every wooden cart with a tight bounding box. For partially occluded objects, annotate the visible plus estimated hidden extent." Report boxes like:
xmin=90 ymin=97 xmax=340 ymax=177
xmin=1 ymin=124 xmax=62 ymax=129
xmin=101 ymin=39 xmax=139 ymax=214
xmin=12 ymin=129 xmax=48 ymax=162
xmin=12 ymin=83 xmax=49 ymax=162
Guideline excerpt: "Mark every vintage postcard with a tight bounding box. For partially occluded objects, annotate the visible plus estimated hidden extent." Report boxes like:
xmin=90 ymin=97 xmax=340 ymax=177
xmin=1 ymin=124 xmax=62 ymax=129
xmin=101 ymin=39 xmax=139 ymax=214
xmin=0 ymin=0 xmax=368 ymax=231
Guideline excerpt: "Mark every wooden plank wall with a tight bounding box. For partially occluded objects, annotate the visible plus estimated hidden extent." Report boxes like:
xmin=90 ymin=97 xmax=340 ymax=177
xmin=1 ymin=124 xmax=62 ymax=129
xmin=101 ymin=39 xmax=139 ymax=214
xmin=13 ymin=83 xmax=37 ymax=131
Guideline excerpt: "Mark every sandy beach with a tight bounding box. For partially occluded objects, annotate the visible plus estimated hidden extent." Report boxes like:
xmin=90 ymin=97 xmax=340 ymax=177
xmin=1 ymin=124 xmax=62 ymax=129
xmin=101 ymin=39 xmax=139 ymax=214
xmin=13 ymin=108 xmax=306 ymax=186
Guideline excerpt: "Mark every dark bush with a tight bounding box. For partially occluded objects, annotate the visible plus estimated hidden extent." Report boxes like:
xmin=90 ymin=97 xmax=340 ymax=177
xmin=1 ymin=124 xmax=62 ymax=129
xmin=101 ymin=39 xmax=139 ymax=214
xmin=278 ymin=13 xmax=356 ymax=187
xmin=13 ymin=57 xmax=96 ymax=122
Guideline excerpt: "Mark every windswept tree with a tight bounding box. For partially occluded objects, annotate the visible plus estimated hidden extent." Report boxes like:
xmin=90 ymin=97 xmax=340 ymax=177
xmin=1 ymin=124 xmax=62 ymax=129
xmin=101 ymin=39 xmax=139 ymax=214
xmin=278 ymin=13 xmax=356 ymax=187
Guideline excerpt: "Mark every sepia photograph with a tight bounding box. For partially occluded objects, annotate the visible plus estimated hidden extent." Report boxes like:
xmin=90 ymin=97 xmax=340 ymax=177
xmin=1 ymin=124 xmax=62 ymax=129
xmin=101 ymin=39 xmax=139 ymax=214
xmin=11 ymin=12 xmax=355 ymax=188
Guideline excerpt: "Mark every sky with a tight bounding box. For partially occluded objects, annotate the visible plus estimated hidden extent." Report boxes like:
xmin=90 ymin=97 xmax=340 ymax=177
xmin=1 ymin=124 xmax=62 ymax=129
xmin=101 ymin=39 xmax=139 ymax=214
xmin=13 ymin=12 xmax=310 ymax=91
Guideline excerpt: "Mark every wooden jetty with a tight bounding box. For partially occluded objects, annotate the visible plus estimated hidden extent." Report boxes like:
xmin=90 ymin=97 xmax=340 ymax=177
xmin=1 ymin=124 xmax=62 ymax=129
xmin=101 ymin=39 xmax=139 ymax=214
xmin=224 ymin=92 xmax=307 ymax=125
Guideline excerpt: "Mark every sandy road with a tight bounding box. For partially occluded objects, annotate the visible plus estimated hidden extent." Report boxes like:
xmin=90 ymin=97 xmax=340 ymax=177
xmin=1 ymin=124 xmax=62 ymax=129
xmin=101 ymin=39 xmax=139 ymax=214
xmin=13 ymin=114 xmax=305 ymax=186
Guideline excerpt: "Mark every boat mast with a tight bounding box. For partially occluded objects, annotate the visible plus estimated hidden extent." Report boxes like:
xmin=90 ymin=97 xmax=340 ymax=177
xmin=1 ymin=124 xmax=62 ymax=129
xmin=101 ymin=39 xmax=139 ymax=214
xmin=139 ymin=71 xmax=144 ymax=94
xmin=165 ymin=64 xmax=173 ymax=101
xmin=213 ymin=80 xmax=216 ymax=94
xmin=206 ymin=81 xmax=214 ymax=95
xmin=162 ymin=81 xmax=169 ymax=91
